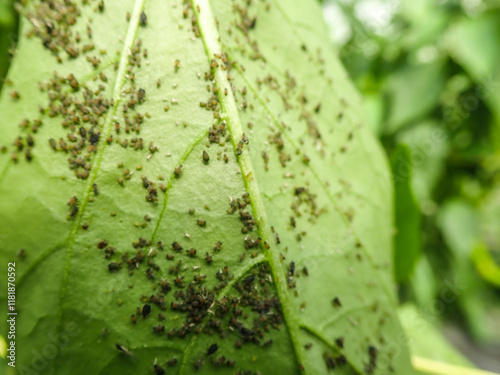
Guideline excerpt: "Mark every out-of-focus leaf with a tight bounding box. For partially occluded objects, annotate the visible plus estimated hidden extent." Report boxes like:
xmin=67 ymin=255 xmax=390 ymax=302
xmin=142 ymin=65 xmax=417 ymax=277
xmin=396 ymin=121 xmax=449 ymax=206
xmin=438 ymin=200 xmax=477 ymax=256
xmin=438 ymin=200 xmax=493 ymax=340
xmin=363 ymin=92 xmax=385 ymax=136
xmin=385 ymin=60 xmax=446 ymax=134
xmin=410 ymin=256 xmax=438 ymax=308
xmin=446 ymin=11 xmax=500 ymax=140
xmin=398 ymin=304 xmax=473 ymax=367
xmin=391 ymin=144 xmax=422 ymax=282
xmin=472 ymin=242 xmax=500 ymax=288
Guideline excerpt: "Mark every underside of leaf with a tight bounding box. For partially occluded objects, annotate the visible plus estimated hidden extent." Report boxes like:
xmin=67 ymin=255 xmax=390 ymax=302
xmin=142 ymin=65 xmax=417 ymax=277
xmin=0 ymin=0 xmax=412 ymax=374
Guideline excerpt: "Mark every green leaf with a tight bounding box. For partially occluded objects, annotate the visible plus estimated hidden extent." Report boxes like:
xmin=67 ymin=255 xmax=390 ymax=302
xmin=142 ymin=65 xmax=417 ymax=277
xmin=390 ymin=144 xmax=421 ymax=282
xmin=437 ymin=200 xmax=495 ymax=341
xmin=398 ymin=304 xmax=473 ymax=368
xmin=445 ymin=11 xmax=500 ymax=142
xmin=384 ymin=60 xmax=446 ymax=134
xmin=0 ymin=0 xmax=412 ymax=374
xmin=395 ymin=121 xmax=449 ymax=205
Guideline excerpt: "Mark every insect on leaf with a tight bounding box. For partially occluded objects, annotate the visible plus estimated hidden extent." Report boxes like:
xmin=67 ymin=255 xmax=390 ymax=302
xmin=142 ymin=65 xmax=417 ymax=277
xmin=0 ymin=0 xmax=413 ymax=374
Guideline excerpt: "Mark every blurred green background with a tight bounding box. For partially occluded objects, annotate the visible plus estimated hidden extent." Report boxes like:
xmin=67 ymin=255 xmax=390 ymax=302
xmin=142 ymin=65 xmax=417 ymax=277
xmin=321 ymin=0 xmax=500 ymax=371
xmin=1 ymin=0 xmax=499 ymax=372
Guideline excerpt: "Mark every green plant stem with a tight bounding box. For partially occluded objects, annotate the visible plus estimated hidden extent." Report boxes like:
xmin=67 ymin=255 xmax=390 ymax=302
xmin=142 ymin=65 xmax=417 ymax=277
xmin=413 ymin=356 xmax=500 ymax=375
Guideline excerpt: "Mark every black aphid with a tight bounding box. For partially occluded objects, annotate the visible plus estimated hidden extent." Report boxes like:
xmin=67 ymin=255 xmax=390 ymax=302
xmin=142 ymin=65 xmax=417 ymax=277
xmin=140 ymin=11 xmax=147 ymax=26
xmin=142 ymin=304 xmax=151 ymax=318
xmin=207 ymin=343 xmax=218 ymax=356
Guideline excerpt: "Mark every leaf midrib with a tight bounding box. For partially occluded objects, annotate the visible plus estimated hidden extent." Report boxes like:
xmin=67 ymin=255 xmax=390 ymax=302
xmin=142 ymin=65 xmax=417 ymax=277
xmin=191 ymin=0 xmax=308 ymax=372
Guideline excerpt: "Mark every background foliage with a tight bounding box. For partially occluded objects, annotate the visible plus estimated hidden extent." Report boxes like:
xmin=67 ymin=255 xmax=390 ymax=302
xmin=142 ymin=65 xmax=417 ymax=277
xmin=320 ymin=0 xmax=500 ymax=371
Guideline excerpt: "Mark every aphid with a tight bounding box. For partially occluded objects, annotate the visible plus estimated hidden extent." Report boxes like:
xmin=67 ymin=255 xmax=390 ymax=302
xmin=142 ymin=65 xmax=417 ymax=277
xmin=174 ymin=164 xmax=182 ymax=177
xmin=264 ymin=339 xmax=273 ymax=347
xmin=335 ymin=337 xmax=344 ymax=348
xmin=166 ymin=254 xmax=174 ymax=260
xmin=194 ymin=358 xmax=204 ymax=370
xmin=226 ymin=359 xmax=235 ymax=367
xmin=167 ymin=358 xmax=178 ymax=367
xmin=186 ymin=248 xmax=196 ymax=257
xmin=194 ymin=274 xmax=206 ymax=283
xmin=202 ymin=150 xmax=209 ymax=163
xmin=116 ymin=344 xmax=138 ymax=360
xmin=152 ymin=325 xmax=165 ymax=334
xmin=207 ymin=343 xmax=218 ymax=356
xmin=289 ymin=261 xmax=295 ymax=276
xmin=130 ymin=314 xmax=137 ymax=324
xmin=213 ymin=241 xmax=222 ymax=252
xmin=189 ymin=208 xmax=195 ymax=215
xmin=97 ymin=240 xmax=108 ymax=249
xmin=137 ymin=88 xmax=145 ymax=103
xmin=172 ymin=242 xmax=182 ymax=252
xmin=25 ymin=148 xmax=33 ymax=161
xmin=9 ymin=91 xmax=20 ymax=100
xmin=126 ymin=12 xmax=131 ymax=21
xmin=305 ymin=343 xmax=313 ymax=350
xmin=244 ymin=275 xmax=255 ymax=284
xmin=108 ymin=262 xmax=121 ymax=272
xmin=205 ymin=253 xmax=213 ymax=264
xmin=153 ymin=363 xmax=165 ymax=375
xmin=140 ymin=11 xmax=147 ymax=26
xmin=142 ymin=304 xmax=151 ymax=318
xmin=27 ymin=135 xmax=34 ymax=147
xmin=332 ymin=297 xmax=342 ymax=307
xmin=49 ymin=138 xmax=57 ymax=150
xmin=323 ymin=353 xmax=336 ymax=370
xmin=174 ymin=59 xmax=180 ymax=71
xmin=197 ymin=219 xmax=206 ymax=227
xmin=90 ymin=132 xmax=100 ymax=145
xmin=92 ymin=183 xmax=99 ymax=195
xmin=13 ymin=137 xmax=24 ymax=151
xmin=235 ymin=340 xmax=242 ymax=349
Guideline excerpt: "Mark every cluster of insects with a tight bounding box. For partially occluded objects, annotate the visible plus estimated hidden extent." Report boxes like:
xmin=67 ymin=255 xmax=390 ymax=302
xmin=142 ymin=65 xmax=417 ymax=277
xmin=323 ymin=352 xmax=347 ymax=371
xmin=0 ymin=0 xmax=384 ymax=372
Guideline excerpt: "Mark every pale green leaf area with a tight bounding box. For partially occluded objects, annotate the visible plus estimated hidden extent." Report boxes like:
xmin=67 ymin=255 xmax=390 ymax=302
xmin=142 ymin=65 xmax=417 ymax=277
xmin=390 ymin=145 xmax=421 ymax=283
xmin=398 ymin=304 xmax=473 ymax=368
xmin=0 ymin=0 xmax=412 ymax=374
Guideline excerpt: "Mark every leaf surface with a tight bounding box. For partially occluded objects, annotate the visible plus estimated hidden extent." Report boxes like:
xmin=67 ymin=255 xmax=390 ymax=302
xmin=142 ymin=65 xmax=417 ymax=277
xmin=0 ymin=0 xmax=412 ymax=374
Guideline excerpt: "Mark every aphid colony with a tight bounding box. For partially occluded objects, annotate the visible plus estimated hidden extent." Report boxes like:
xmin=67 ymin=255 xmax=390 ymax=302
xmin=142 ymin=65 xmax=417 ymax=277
xmin=268 ymin=132 xmax=291 ymax=168
xmin=25 ymin=0 xmax=109 ymax=69
xmin=0 ymin=0 xmax=367 ymax=373
xmin=99 ymin=221 xmax=283 ymax=370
